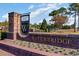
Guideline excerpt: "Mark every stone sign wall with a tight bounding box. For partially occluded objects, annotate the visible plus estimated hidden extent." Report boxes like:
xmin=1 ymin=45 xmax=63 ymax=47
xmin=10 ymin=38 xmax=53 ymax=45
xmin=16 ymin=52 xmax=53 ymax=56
xmin=17 ymin=33 xmax=79 ymax=49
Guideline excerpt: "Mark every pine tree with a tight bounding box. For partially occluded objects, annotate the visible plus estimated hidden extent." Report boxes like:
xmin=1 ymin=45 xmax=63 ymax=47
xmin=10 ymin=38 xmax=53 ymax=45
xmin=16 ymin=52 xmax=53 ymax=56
xmin=40 ymin=19 xmax=47 ymax=32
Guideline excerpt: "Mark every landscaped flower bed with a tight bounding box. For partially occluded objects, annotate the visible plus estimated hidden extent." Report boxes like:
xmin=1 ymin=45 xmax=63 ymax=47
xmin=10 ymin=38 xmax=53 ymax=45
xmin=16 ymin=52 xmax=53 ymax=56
xmin=2 ymin=39 xmax=79 ymax=56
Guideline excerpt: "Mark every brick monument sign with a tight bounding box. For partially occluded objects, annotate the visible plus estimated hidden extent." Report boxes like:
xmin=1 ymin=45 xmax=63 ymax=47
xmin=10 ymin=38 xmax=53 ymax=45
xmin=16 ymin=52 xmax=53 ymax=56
xmin=8 ymin=12 xmax=30 ymax=40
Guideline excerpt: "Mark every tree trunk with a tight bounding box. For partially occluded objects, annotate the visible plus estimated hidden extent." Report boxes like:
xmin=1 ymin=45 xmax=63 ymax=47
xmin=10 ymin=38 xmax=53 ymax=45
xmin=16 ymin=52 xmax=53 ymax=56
xmin=77 ymin=11 xmax=79 ymax=31
xmin=74 ymin=10 xmax=76 ymax=32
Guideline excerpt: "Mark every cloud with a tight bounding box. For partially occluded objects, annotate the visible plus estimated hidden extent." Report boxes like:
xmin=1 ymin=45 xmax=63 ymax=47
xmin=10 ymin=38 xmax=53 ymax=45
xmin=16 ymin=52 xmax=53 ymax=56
xmin=30 ymin=3 xmax=58 ymax=18
xmin=64 ymin=16 xmax=74 ymax=25
xmin=2 ymin=13 xmax=8 ymax=21
xmin=38 ymin=3 xmax=58 ymax=8
xmin=30 ymin=3 xmax=62 ymax=24
xmin=31 ymin=7 xmax=51 ymax=18
xmin=47 ymin=3 xmax=57 ymax=8
xmin=28 ymin=5 xmax=34 ymax=10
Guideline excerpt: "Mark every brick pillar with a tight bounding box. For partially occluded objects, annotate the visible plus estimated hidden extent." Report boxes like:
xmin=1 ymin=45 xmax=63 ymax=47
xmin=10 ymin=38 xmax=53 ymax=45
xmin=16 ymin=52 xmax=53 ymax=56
xmin=8 ymin=12 xmax=21 ymax=40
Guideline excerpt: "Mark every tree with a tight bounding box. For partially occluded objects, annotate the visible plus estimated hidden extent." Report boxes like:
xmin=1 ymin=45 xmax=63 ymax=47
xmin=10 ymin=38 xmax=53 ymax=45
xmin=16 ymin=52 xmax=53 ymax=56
xmin=49 ymin=10 xmax=59 ymax=16
xmin=70 ymin=24 xmax=75 ymax=29
xmin=69 ymin=3 xmax=79 ymax=32
xmin=47 ymin=24 xmax=55 ymax=32
xmin=40 ymin=19 xmax=47 ymax=32
xmin=62 ymin=25 xmax=71 ymax=29
xmin=49 ymin=7 xmax=68 ymax=30
xmin=37 ymin=23 xmax=42 ymax=29
xmin=58 ymin=7 xmax=67 ymax=16
xmin=53 ymin=15 xmax=67 ymax=25
xmin=32 ymin=23 xmax=38 ymax=31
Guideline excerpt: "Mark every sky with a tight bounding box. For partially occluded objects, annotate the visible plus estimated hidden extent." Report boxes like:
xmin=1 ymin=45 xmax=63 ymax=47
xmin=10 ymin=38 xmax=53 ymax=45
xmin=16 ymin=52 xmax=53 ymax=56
xmin=0 ymin=3 xmax=76 ymax=26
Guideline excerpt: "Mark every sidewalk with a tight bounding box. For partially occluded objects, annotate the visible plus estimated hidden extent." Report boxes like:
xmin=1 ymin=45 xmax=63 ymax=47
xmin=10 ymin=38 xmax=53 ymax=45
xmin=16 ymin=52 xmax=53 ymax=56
xmin=0 ymin=49 xmax=14 ymax=56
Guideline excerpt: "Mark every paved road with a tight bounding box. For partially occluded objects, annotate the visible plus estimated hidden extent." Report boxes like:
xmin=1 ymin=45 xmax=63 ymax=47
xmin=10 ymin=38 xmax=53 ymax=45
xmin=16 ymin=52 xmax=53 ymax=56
xmin=0 ymin=49 xmax=14 ymax=56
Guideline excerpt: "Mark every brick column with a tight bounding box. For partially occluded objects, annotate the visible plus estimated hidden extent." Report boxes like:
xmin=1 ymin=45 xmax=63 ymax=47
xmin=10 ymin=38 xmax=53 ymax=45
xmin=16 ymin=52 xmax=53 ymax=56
xmin=8 ymin=12 xmax=21 ymax=40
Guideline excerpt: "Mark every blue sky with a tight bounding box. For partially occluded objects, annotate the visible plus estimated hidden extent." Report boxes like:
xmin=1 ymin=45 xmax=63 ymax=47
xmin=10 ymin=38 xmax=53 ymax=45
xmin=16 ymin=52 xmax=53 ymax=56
xmin=0 ymin=3 xmax=75 ymax=25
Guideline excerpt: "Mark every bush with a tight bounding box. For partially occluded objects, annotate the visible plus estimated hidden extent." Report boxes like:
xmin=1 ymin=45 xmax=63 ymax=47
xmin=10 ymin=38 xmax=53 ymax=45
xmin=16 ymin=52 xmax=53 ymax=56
xmin=62 ymin=25 xmax=71 ymax=29
xmin=0 ymin=32 xmax=7 ymax=40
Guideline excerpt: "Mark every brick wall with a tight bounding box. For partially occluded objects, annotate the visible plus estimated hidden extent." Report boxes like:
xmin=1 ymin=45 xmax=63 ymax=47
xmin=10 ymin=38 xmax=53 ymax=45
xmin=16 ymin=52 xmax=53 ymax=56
xmin=6 ymin=32 xmax=79 ymax=49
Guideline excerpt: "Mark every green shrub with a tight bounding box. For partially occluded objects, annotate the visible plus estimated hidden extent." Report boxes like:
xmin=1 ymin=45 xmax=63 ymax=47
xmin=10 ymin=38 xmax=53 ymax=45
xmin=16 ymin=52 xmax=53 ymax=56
xmin=0 ymin=32 xmax=7 ymax=40
xmin=64 ymin=53 xmax=68 ymax=55
xmin=62 ymin=25 xmax=71 ymax=29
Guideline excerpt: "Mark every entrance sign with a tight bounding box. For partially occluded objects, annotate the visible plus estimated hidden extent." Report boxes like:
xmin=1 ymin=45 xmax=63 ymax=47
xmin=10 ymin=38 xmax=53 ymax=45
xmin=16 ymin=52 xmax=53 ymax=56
xmin=8 ymin=12 xmax=30 ymax=40
xmin=20 ymin=13 xmax=30 ymax=35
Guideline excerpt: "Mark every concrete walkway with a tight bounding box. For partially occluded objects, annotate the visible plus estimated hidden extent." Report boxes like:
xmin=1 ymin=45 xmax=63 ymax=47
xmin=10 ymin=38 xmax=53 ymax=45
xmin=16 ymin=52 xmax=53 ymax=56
xmin=0 ymin=49 xmax=14 ymax=56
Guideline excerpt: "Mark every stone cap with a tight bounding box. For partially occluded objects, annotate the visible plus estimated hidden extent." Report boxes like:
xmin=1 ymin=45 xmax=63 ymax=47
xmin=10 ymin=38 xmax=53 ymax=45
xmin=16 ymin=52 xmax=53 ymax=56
xmin=8 ymin=12 xmax=21 ymax=15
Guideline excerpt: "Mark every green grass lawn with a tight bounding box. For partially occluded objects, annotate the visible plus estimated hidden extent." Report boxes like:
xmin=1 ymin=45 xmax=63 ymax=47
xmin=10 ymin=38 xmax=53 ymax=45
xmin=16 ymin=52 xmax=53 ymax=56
xmin=49 ymin=29 xmax=79 ymax=35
